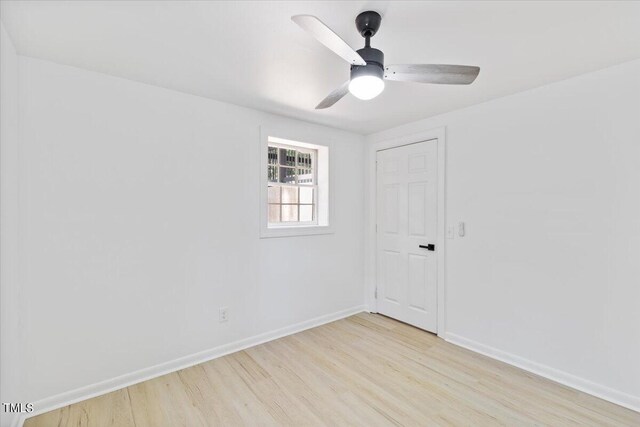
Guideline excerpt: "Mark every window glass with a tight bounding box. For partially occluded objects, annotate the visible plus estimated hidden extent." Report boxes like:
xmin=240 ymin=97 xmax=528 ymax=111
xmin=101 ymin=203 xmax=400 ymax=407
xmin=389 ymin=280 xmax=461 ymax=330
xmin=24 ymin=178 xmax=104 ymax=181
xmin=267 ymin=143 xmax=317 ymax=225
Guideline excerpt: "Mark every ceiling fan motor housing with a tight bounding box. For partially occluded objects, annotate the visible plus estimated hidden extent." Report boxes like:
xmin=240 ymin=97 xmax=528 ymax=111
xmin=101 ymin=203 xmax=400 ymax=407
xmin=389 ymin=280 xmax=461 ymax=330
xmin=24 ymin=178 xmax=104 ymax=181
xmin=351 ymin=47 xmax=384 ymax=81
xmin=355 ymin=11 xmax=382 ymax=37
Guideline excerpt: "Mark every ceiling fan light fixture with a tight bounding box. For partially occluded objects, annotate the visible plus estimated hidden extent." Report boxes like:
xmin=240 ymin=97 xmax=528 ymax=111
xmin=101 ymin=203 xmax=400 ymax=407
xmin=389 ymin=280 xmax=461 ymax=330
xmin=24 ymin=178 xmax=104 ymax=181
xmin=348 ymin=75 xmax=384 ymax=100
xmin=348 ymin=46 xmax=385 ymax=101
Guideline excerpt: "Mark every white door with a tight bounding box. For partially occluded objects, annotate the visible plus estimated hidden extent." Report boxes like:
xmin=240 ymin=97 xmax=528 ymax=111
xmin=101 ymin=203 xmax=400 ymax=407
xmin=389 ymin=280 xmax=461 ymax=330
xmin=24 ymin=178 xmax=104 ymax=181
xmin=376 ymin=140 xmax=438 ymax=332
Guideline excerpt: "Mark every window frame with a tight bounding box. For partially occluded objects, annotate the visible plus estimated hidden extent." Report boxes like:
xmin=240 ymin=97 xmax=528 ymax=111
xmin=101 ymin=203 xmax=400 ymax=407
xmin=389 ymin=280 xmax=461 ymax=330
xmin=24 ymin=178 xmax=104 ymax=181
xmin=259 ymin=127 xmax=333 ymax=238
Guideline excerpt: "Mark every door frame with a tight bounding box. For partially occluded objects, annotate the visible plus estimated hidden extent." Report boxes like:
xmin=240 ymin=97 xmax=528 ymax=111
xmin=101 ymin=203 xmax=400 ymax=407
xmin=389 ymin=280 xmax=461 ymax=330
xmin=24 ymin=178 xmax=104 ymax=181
xmin=366 ymin=127 xmax=447 ymax=337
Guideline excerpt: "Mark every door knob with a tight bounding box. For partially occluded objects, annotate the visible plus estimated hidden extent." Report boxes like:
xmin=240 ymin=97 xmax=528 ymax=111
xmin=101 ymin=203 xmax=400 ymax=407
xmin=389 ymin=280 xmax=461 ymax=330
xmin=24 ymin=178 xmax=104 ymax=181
xmin=419 ymin=244 xmax=435 ymax=251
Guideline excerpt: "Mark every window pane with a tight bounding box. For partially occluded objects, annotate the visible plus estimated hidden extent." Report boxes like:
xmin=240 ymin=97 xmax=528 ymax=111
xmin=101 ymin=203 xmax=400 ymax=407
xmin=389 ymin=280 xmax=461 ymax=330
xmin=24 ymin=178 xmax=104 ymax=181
xmin=268 ymin=204 xmax=280 ymax=223
xmin=281 ymin=205 xmax=298 ymax=222
xmin=268 ymin=186 xmax=280 ymax=203
xmin=268 ymin=147 xmax=278 ymax=165
xmin=300 ymin=205 xmax=314 ymax=222
xmin=279 ymin=149 xmax=296 ymax=167
xmin=297 ymin=152 xmax=312 ymax=168
xmin=279 ymin=167 xmax=296 ymax=183
xmin=297 ymin=168 xmax=313 ymax=185
xmin=281 ymin=186 xmax=298 ymax=204
xmin=268 ymin=166 xmax=278 ymax=183
xmin=299 ymin=187 xmax=313 ymax=204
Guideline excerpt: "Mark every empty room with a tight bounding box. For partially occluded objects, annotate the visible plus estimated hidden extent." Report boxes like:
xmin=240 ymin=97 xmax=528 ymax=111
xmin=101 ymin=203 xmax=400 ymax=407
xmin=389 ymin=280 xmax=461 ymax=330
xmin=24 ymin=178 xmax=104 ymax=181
xmin=1 ymin=1 xmax=639 ymax=426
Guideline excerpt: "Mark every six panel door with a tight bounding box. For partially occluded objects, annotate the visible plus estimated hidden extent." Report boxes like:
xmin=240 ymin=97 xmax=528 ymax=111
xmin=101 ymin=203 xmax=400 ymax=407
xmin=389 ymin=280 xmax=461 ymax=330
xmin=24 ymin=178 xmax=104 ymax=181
xmin=376 ymin=140 xmax=438 ymax=332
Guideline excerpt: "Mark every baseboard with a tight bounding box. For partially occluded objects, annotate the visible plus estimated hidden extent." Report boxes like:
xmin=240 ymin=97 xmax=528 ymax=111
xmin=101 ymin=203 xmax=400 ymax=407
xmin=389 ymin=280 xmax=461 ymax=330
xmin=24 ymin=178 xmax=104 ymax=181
xmin=444 ymin=332 xmax=640 ymax=413
xmin=5 ymin=413 xmax=21 ymax=427
xmin=11 ymin=414 xmax=26 ymax=427
xmin=21 ymin=305 xmax=367 ymax=426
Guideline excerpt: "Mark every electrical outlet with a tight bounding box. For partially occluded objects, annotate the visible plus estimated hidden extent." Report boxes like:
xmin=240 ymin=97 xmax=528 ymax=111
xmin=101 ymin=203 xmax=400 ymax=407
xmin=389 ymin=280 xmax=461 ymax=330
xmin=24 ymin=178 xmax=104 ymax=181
xmin=219 ymin=307 xmax=229 ymax=323
xmin=447 ymin=225 xmax=455 ymax=239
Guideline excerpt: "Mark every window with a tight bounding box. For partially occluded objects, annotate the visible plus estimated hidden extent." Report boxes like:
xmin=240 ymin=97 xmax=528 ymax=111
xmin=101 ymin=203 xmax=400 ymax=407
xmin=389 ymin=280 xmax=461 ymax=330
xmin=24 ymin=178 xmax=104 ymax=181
xmin=267 ymin=144 xmax=317 ymax=224
xmin=260 ymin=130 xmax=332 ymax=238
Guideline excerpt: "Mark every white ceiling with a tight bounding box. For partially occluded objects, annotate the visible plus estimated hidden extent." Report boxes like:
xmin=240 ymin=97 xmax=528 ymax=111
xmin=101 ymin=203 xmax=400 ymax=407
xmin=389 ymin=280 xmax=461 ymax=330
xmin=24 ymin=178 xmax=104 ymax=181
xmin=2 ymin=1 xmax=640 ymax=134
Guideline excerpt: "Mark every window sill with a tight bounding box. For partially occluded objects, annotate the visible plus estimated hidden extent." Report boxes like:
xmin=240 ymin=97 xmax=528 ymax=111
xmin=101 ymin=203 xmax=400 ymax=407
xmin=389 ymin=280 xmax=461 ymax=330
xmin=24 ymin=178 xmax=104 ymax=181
xmin=259 ymin=224 xmax=334 ymax=239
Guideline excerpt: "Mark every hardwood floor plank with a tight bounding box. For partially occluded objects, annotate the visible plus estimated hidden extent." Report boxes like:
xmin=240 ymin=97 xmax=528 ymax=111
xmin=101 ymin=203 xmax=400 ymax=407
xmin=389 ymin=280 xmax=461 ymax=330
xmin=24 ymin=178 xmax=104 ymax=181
xmin=24 ymin=314 xmax=640 ymax=427
xmin=199 ymin=356 xmax=278 ymax=425
xmin=26 ymin=388 xmax=135 ymax=427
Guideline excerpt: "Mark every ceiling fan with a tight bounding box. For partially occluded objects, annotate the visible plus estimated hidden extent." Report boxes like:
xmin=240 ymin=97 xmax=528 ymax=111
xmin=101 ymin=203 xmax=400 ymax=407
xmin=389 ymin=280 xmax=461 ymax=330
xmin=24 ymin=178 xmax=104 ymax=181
xmin=291 ymin=11 xmax=480 ymax=109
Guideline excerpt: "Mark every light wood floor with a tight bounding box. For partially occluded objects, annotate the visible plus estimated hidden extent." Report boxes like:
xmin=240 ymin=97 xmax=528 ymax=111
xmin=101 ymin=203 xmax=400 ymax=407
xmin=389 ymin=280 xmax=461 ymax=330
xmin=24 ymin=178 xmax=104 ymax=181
xmin=25 ymin=313 xmax=639 ymax=426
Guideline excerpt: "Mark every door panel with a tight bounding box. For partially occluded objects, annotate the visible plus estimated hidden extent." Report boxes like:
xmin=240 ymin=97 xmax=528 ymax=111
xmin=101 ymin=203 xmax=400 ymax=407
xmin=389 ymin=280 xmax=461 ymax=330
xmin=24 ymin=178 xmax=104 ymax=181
xmin=408 ymin=253 xmax=427 ymax=311
xmin=376 ymin=140 xmax=438 ymax=332
xmin=382 ymin=250 xmax=401 ymax=303
xmin=383 ymin=184 xmax=400 ymax=233
xmin=408 ymin=182 xmax=426 ymax=236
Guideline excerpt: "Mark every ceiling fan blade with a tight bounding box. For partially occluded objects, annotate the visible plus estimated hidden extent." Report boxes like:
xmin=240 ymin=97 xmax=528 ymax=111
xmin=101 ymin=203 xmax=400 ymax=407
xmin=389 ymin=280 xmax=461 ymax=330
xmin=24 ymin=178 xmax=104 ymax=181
xmin=292 ymin=15 xmax=366 ymax=66
xmin=385 ymin=64 xmax=480 ymax=85
xmin=315 ymin=81 xmax=350 ymax=109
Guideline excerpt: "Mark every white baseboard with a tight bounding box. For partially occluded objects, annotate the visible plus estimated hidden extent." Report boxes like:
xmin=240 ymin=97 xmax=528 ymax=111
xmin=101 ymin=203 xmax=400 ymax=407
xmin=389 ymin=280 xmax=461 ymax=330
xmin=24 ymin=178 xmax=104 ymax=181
xmin=5 ymin=413 xmax=20 ymax=427
xmin=10 ymin=412 xmax=28 ymax=427
xmin=444 ymin=332 xmax=640 ymax=414
xmin=20 ymin=305 xmax=367 ymax=426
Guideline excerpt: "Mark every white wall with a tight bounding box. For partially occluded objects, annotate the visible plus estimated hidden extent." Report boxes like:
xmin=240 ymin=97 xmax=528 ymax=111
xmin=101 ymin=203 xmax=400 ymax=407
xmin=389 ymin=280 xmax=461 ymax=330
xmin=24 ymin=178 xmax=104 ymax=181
xmin=366 ymin=59 xmax=640 ymax=409
xmin=1 ymin=21 xmax=24 ymax=427
xmin=17 ymin=56 xmax=365 ymax=407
